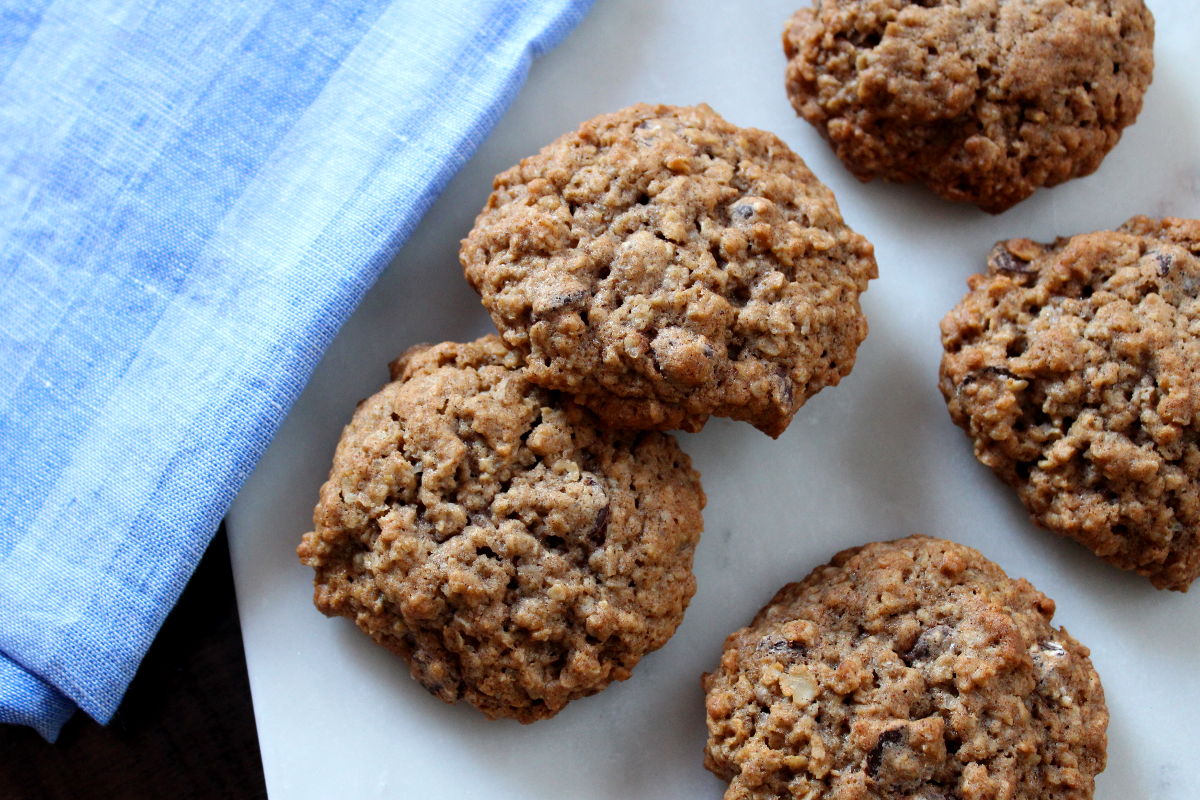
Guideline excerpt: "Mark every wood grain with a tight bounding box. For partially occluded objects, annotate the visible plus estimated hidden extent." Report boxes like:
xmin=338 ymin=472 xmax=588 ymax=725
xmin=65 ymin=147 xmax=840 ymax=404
xmin=0 ymin=527 xmax=266 ymax=800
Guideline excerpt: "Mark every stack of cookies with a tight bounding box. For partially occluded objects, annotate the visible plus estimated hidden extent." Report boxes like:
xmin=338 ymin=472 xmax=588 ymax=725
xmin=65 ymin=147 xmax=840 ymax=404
xmin=297 ymin=1 xmax=1198 ymax=798
xmin=299 ymin=102 xmax=878 ymax=721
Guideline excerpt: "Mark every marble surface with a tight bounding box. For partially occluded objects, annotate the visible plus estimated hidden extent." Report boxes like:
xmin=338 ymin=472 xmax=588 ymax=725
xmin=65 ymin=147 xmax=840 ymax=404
xmin=227 ymin=1 xmax=1200 ymax=797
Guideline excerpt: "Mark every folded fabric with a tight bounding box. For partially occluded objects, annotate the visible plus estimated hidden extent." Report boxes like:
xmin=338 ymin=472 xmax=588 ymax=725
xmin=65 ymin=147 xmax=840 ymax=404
xmin=0 ymin=0 xmax=593 ymax=741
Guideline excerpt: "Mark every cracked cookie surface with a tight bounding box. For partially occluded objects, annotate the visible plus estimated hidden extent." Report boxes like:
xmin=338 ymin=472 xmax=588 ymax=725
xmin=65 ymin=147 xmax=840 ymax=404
xmin=460 ymin=103 xmax=876 ymax=437
xmin=297 ymin=336 xmax=705 ymax=721
xmin=783 ymin=0 xmax=1154 ymax=212
xmin=940 ymin=217 xmax=1200 ymax=591
xmin=703 ymin=535 xmax=1107 ymax=800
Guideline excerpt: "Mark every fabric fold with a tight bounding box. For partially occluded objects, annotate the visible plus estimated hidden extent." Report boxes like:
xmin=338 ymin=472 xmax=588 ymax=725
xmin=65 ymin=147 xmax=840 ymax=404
xmin=0 ymin=652 xmax=75 ymax=741
xmin=0 ymin=0 xmax=593 ymax=740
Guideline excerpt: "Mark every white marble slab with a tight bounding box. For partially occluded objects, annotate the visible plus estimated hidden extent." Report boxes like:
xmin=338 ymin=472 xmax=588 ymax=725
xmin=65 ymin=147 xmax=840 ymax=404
xmin=227 ymin=1 xmax=1200 ymax=797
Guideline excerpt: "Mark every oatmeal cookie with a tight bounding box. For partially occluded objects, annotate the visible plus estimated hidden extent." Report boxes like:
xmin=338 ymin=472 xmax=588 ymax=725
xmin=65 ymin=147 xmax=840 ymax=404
xmin=297 ymin=336 xmax=705 ymax=721
xmin=460 ymin=103 xmax=876 ymax=437
xmin=940 ymin=217 xmax=1200 ymax=591
xmin=703 ymin=535 xmax=1107 ymax=800
xmin=783 ymin=0 xmax=1155 ymax=213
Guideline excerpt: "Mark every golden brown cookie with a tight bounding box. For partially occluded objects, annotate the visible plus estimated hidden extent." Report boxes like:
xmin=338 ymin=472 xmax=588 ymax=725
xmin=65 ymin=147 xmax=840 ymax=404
xmin=703 ymin=535 xmax=1108 ymax=800
xmin=460 ymin=103 xmax=877 ymax=437
xmin=297 ymin=336 xmax=706 ymax=721
xmin=940 ymin=217 xmax=1200 ymax=591
xmin=783 ymin=0 xmax=1155 ymax=213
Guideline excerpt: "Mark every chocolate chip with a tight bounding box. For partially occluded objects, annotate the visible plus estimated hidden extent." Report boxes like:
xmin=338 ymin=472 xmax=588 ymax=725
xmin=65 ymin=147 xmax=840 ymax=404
xmin=731 ymin=204 xmax=755 ymax=220
xmin=587 ymin=505 xmax=610 ymax=547
xmin=757 ymin=634 xmax=807 ymax=658
xmin=1032 ymin=638 xmax=1071 ymax=690
xmin=866 ymin=728 xmax=905 ymax=777
xmin=990 ymin=245 xmax=1034 ymax=275
xmin=775 ymin=368 xmax=794 ymax=407
xmin=960 ymin=365 xmax=1019 ymax=388
xmin=903 ymin=623 xmax=952 ymax=665
xmin=546 ymin=289 xmax=588 ymax=310
xmin=1039 ymin=639 xmax=1067 ymax=656
xmin=982 ymin=365 xmax=1019 ymax=379
xmin=1155 ymin=251 xmax=1174 ymax=276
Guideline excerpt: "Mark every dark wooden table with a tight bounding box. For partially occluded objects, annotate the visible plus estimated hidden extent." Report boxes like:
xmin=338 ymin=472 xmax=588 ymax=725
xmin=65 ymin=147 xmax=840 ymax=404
xmin=0 ymin=527 xmax=268 ymax=800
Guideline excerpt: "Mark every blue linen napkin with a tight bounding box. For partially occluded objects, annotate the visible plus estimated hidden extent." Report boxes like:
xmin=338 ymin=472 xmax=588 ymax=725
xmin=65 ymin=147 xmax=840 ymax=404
xmin=0 ymin=0 xmax=592 ymax=741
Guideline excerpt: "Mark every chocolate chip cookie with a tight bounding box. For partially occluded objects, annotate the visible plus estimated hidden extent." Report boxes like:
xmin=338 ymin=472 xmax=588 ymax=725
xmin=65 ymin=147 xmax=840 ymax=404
xmin=940 ymin=218 xmax=1200 ymax=591
xmin=460 ymin=103 xmax=877 ymax=437
xmin=703 ymin=535 xmax=1107 ymax=799
xmin=783 ymin=0 xmax=1155 ymax=213
xmin=297 ymin=336 xmax=706 ymax=721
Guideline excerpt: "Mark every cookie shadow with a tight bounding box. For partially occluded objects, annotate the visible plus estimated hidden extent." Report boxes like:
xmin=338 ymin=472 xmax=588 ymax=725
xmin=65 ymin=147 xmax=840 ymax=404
xmin=822 ymin=305 xmax=955 ymax=542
